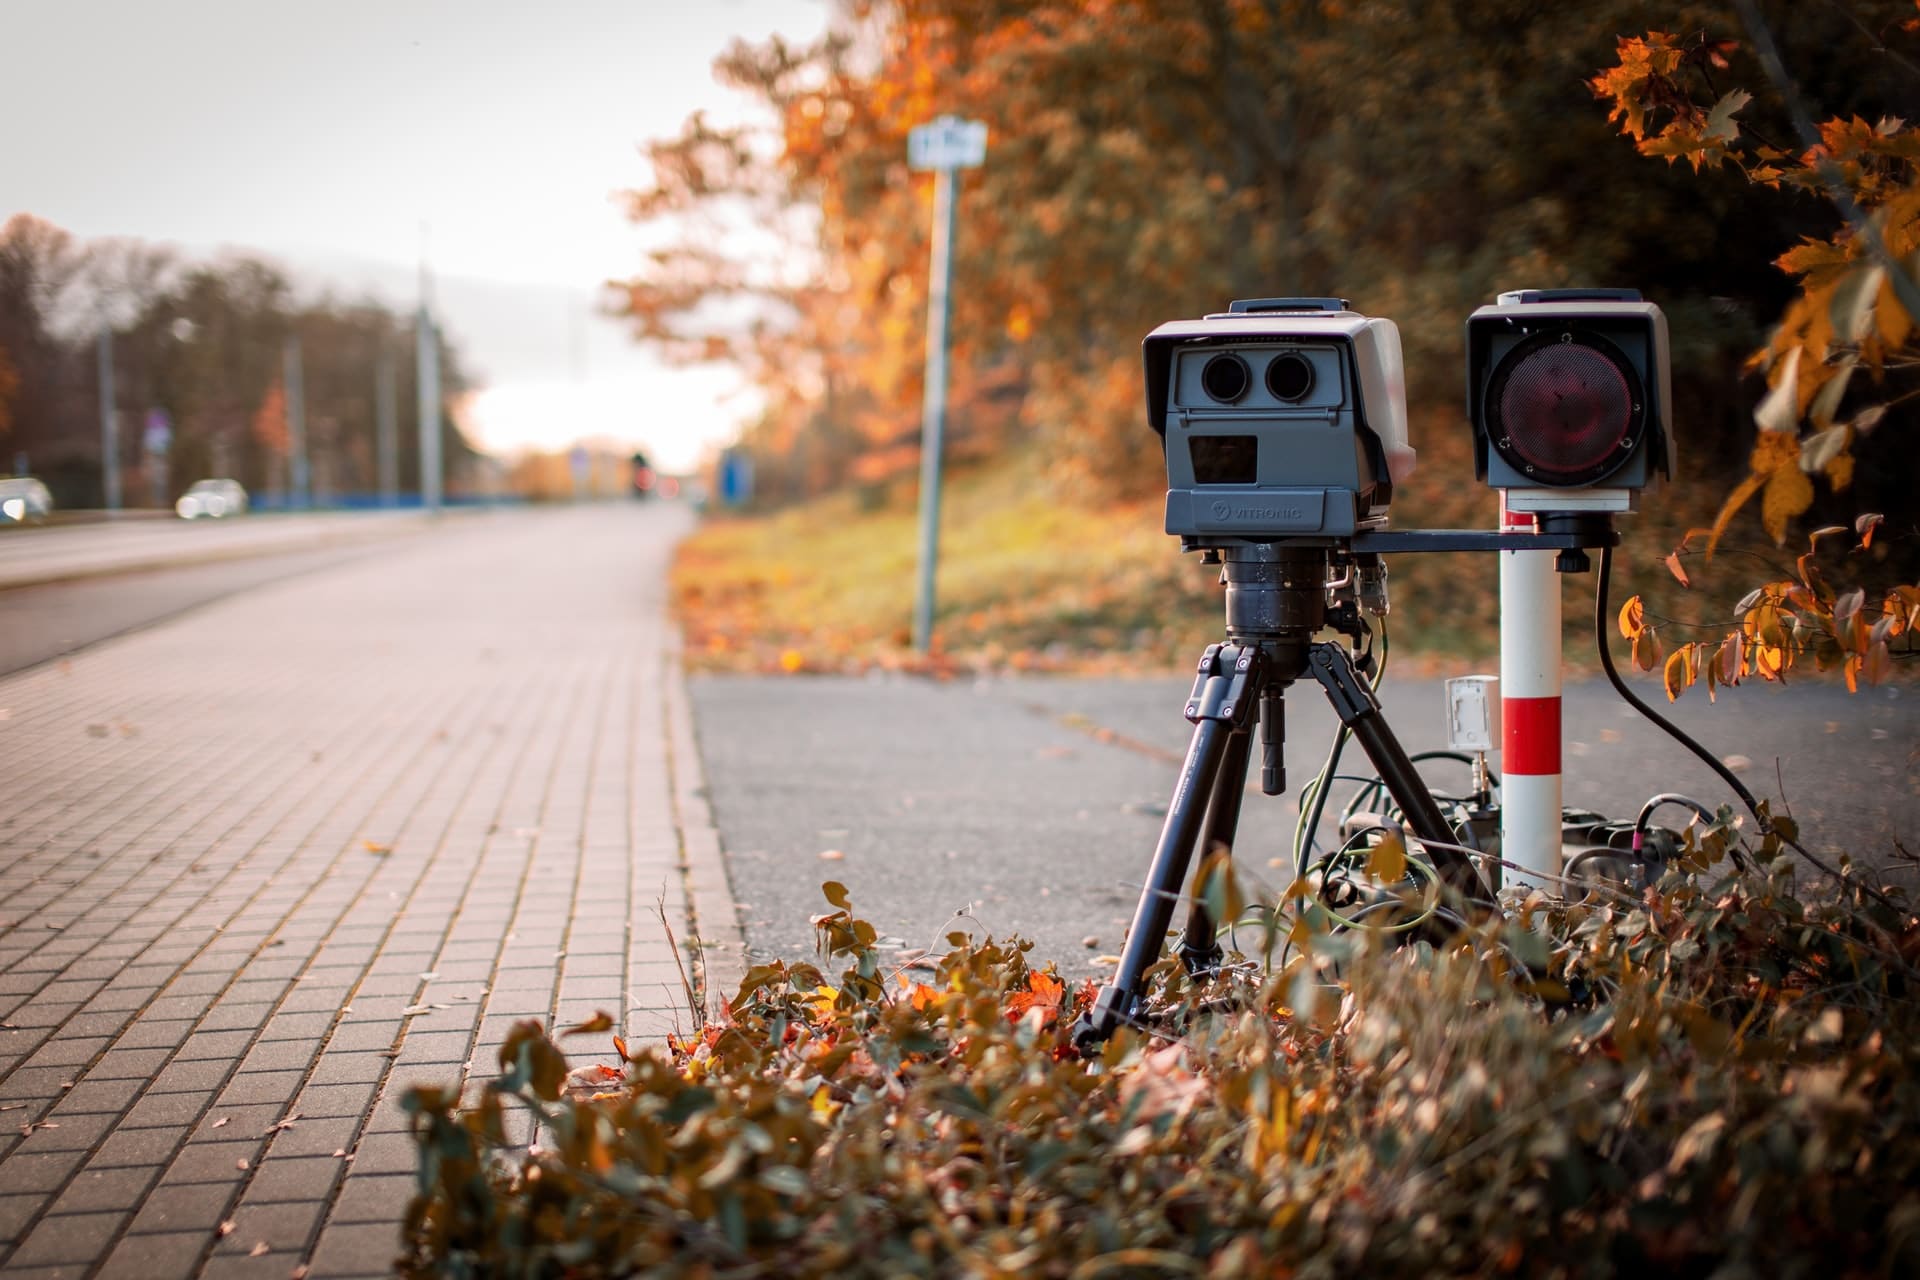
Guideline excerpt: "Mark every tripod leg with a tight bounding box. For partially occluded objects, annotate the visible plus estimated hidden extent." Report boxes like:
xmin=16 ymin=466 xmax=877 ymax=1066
xmin=1306 ymin=644 xmax=1495 ymax=907
xmin=1175 ymin=726 xmax=1251 ymax=977
xmin=1077 ymin=645 xmax=1263 ymax=1047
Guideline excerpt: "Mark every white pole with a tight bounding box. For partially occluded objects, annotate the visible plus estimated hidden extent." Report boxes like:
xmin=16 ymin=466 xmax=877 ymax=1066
xmin=375 ymin=347 xmax=398 ymax=506
xmin=912 ymin=165 xmax=959 ymax=653
xmin=416 ymin=307 xmax=442 ymax=514
xmin=97 ymin=327 xmax=119 ymax=511
xmin=1498 ymin=499 xmax=1563 ymax=888
xmin=285 ymin=334 xmax=309 ymax=509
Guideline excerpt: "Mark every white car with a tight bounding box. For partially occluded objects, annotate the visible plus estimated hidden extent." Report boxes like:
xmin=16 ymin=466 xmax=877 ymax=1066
xmin=176 ymin=478 xmax=248 ymax=519
xmin=0 ymin=476 xmax=53 ymax=524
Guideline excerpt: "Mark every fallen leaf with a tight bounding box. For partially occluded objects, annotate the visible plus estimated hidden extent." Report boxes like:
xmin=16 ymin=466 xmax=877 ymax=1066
xmin=217 ymin=1220 xmax=236 ymax=1237
xmin=212 ymin=1117 xmax=229 ymax=1128
xmin=561 ymin=1011 xmax=615 ymax=1037
xmin=818 ymin=849 xmax=845 ymax=861
xmin=249 ymin=1242 xmax=269 ymax=1257
xmin=362 ymin=840 xmax=391 ymax=856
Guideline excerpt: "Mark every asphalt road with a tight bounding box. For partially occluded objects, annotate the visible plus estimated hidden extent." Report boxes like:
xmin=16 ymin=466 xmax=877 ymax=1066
xmin=693 ymin=668 xmax=1918 ymax=976
xmin=0 ymin=508 xmax=437 ymax=589
xmin=7 ymin=508 xmax=1913 ymax=986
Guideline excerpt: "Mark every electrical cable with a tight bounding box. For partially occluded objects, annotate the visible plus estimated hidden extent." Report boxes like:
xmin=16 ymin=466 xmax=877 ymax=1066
xmin=1595 ymin=545 xmax=1898 ymax=912
xmin=1291 ymin=621 xmax=1387 ymax=870
xmin=1634 ymin=793 xmax=1716 ymax=834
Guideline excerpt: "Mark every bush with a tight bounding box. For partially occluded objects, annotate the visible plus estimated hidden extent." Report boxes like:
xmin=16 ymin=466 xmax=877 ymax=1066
xmin=403 ymin=840 xmax=1920 ymax=1278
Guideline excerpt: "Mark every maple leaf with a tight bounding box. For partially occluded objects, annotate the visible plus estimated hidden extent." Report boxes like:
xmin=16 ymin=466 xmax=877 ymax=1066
xmin=1004 ymin=971 xmax=1065 ymax=1027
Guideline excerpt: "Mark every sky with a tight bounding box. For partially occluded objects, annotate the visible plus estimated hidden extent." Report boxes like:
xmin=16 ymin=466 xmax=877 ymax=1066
xmin=0 ymin=0 xmax=831 ymax=471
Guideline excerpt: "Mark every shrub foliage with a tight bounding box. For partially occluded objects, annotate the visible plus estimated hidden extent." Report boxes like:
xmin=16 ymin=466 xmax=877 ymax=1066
xmin=404 ymin=841 xmax=1920 ymax=1278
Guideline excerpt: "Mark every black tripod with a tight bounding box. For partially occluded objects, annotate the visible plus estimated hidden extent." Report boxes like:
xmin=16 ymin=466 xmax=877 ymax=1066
xmin=1075 ymin=543 xmax=1495 ymax=1045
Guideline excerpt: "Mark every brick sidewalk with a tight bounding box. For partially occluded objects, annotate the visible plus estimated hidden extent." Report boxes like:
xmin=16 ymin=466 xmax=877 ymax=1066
xmin=0 ymin=503 xmax=743 ymax=1279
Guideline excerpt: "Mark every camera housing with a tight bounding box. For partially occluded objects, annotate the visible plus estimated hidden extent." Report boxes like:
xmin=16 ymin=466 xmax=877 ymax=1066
xmin=1465 ymin=289 xmax=1673 ymax=514
xmin=1145 ymin=298 xmax=1415 ymax=545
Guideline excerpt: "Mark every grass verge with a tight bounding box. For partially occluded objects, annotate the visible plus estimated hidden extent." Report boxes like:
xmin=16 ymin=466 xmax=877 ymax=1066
xmin=669 ymin=448 xmax=1829 ymax=681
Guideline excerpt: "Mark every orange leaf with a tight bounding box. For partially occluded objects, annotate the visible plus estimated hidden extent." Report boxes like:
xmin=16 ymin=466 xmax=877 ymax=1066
xmin=1619 ymin=595 xmax=1647 ymax=640
xmin=1760 ymin=465 xmax=1814 ymax=544
xmin=1663 ymin=646 xmax=1695 ymax=702
xmin=561 ymin=1011 xmax=615 ymax=1038
xmin=1005 ymin=971 xmax=1066 ymax=1027
xmin=1706 ymin=471 xmax=1768 ymax=559
xmin=1663 ymin=552 xmax=1692 ymax=588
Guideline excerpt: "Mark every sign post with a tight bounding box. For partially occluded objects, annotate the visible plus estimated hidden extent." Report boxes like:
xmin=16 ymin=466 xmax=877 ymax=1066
xmin=907 ymin=115 xmax=987 ymax=653
xmin=98 ymin=327 xmax=120 ymax=511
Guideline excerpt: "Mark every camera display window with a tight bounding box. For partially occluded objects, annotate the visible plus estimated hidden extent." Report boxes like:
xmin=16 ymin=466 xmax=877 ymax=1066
xmin=1189 ymin=435 xmax=1259 ymax=485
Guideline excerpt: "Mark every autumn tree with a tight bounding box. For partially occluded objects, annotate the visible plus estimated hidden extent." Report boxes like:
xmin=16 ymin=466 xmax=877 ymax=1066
xmin=1590 ymin=4 xmax=1920 ymax=698
xmin=0 ymin=217 xmax=479 ymax=506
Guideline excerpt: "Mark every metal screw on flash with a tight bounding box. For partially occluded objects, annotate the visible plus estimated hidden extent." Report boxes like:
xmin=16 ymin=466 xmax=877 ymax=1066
xmin=1187 ymin=703 xmax=1199 ymax=716
xmin=1222 ymin=703 xmax=1236 ymax=717
xmin=1497 ymin=436 xmax=1511 ymax=448
xmin=1524 ymin=464 xmax=1536 ymax=474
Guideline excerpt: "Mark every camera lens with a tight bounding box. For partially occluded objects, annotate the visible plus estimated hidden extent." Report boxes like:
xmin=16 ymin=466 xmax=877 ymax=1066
xmin=1488 ymin=331 xmax=1643 ymax=485
xmin=1265 ymin=352 xmax=1315 ymax=402
xmin=1200 ymin=353 xmax=1252 ymax=403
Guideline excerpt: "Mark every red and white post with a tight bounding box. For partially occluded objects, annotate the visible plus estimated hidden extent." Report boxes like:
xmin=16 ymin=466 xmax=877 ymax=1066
xmin=1499 ymin=500 xmax=1562 ymax=888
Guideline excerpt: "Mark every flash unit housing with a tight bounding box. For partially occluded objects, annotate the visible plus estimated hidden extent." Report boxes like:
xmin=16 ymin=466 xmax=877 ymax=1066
xmin=1145 ymin=298 xmax=1415 ymax=545
xmin=1465 ymin=289 xmax=1673 ymax=514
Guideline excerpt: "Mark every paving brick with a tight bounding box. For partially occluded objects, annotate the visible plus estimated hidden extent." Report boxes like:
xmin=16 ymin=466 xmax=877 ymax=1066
xmin=87 ymin=1124 xmax=187 ymax=1169
xmin=344 ymin=1131 xmax=417 ymax=1176
xmin=84 ymin=1046 xmax=172 ymax=1080
xmin=47 ymin=1075 xmax=145 ymax=1114
xmin=327 ymin=1174 xmax=413 ymax=1224
xmin=199 ymin=1252 xmax=304 ymax=1280
xmin=6 ymin=1210 xmax=129 ymax=1267
xmin=213 ymin=1071 xmax=302 ymax=1107
xmin=120 ymin=1088 xmax=211 ymax=1129
xmin=125 ymin=1180 xmax=236 ymax=1235
xmin=240 ymin=1155 xmax=342 ymax=1204
xmin=172 ymin=1030 xmax=254 ymax=1062
xmin=307 ymin=1220 xmax=403 ymax=1278
xmin=45 ymin=1166 xmax=157 ymax=1216
xmin=262 ymin=1116 xmax=358 ymax=1160
xmin=305 ymin=1052 xmax=386 ymax=1086
xmin=11 ymin=1111 xmax=116 ymax=1152
xmin=149 ymin=1057 xmax=236 ymax=1095
xmin=21 ymin=1036 xmax=110 ymax=1070
xmin=96 ymin=1230 xmax=208 ymax=1280
xmin=3 ymin=1148 xmax=87 ymax=1193
xmin=162 ymin=1140 xmax=263 ymax=1185
xmin=190 ymin=1104 xmax=285 ymax=1142
xmin=0 ymin=1192 xmax=49 ymax=1245
xmin=292 ymin=1081 xmax=379 ymax=1119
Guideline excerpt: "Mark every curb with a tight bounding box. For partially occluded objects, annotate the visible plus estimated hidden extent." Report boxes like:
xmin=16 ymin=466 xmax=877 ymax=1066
xmin=0 ymin=511 xmax=449 ymax=592
xmin=664 ymin=625 xmax=750 ymax=1016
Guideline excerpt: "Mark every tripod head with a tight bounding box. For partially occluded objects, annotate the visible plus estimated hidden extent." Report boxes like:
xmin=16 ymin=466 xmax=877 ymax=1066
xmin=1212 ymin=542 xmax=1386 ymax=679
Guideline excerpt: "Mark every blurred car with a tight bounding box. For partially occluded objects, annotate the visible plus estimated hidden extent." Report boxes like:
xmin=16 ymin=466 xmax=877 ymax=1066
xmin=175 ymin=478 xmax=248 ymax=519
xmin=0 ymin=476 xmax=53 ymax=524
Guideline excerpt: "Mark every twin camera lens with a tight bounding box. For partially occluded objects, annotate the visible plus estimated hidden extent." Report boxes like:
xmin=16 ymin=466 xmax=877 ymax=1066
xmin=1200 ymin=351 xmax=1314 ymax=404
